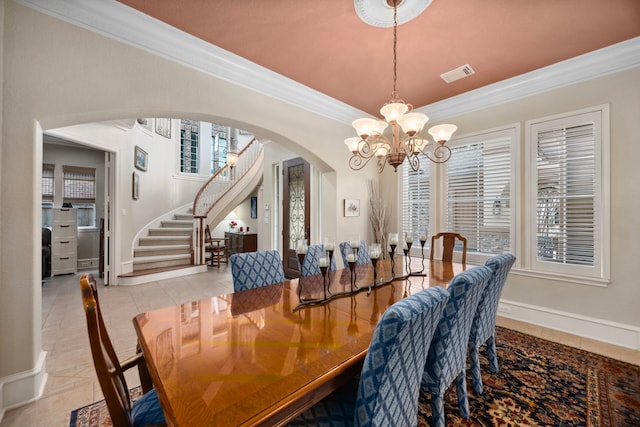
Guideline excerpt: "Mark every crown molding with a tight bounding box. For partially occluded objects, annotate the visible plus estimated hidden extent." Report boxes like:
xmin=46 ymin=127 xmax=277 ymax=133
xmin=15 ymin=1 xmax=640 ymax=125
xmin=420 ymin=37 xmax=640 ymax=122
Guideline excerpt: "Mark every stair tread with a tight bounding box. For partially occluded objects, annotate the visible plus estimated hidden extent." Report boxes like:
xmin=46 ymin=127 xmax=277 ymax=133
xmin=134 ymin=254 xmax=191 ymax=262
xmin=135 ymin=244 xmax=190 ymax=250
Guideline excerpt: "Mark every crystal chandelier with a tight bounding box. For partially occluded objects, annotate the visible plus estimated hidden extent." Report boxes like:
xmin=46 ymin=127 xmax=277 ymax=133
xmin=345 ymin=0 xmax=457 ymax=173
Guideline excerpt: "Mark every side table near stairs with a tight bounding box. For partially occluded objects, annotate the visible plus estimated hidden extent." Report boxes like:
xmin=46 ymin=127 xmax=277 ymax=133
xmin=225 ymin=232 xmax=258 ymax=255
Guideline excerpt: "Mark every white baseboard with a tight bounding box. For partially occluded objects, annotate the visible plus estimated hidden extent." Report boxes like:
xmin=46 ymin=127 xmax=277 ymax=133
xmin=0 ymin=350 xmax=48 ymax=421
xmin=77 ymin=258 xmax=99 ymax=269
xmin=498 ymin=299 xmax=640 ymax=350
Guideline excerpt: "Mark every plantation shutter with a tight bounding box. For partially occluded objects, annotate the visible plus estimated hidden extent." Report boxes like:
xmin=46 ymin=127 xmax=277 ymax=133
xmin=402 ymin=161 xmax=430 ymax=247
xmin=534 ymin=122 xmax=596 ymax=266
xmin=42 ymin=163 xmax=55 ymax=202
xmin=446 ymin=136 xmax=512 ymax=254
xmin=63 ymin=166 xmax=96 ymax=204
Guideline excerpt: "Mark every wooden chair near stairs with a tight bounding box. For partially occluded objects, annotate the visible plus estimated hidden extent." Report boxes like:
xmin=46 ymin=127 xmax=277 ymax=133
xmin=205 ymin=225 xmax=229 ymax=268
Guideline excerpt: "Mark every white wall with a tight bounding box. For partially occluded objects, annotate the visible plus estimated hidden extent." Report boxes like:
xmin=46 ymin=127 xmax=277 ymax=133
xmin=0 ymin=1 xmax=372 ymax=412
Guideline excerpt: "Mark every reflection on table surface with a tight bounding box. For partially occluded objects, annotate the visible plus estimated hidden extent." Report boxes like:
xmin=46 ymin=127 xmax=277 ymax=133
xmin=133 ymin=259 xmax=465 ymax=426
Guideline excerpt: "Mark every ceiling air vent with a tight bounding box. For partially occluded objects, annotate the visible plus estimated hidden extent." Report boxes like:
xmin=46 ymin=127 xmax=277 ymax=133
xmin=440 ymin=64 xmax=475 ymax=83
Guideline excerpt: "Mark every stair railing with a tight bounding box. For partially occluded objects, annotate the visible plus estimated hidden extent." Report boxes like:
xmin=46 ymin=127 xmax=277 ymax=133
xmin=192 ymin=138 xmax=263 ymax=264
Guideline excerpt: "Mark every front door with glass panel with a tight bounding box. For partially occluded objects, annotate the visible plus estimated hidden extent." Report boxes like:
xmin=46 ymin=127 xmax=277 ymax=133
xmin=282 ymin=158 xmax=310 ymax=278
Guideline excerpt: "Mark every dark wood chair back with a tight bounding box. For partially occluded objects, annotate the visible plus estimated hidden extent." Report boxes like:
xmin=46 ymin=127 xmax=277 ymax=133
xmin=430 ymin=232 xmax=467 ymax=263
xmin=80 ymin=274 xmax=158 ymax=426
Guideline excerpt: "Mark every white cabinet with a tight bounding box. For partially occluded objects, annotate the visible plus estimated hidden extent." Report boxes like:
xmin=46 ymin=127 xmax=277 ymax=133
xmin=51 ymin=208 xmax=77 ymax=276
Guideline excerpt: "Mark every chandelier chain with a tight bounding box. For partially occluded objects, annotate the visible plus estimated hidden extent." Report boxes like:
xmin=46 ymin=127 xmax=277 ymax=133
xmin=392 ymin=2 xmax=398 ymax=100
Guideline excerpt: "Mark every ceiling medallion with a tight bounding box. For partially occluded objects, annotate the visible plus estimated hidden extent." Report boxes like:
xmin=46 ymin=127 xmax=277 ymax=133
xmin=354 ymin=0 xmax=432 ymax=28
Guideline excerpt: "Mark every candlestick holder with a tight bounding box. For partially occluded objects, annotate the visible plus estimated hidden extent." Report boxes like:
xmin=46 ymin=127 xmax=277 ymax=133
xmin=296 ymin=252 xmax=306 ymax=301
xmin=388 ymin=244 xmax=397 ymax=277
xmin=403 ymin=242 xmax=410 ymax=274
xmin=419 ymin=236 xmax=427 ymax=273
xmin=319 ymin=264 xmax=329 ymax=300
xmin=326 ymin=249 xmax=334 ymax=287
xmin=348 ymin=260 xmax=357 ymax=292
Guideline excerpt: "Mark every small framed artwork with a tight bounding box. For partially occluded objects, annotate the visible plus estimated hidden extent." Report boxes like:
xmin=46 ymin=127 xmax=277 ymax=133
xmin=132 ymin=172 xmax=140 ymax=200
xmin=134 ymin=145 xmax=148 ymax=171
xmin=155 ymin=118 xmax=172 ymax=139
xmin=344 ymin=198 xmax=360 ymax=217
xmin=250 ymin=196 xmax=258 ymax=218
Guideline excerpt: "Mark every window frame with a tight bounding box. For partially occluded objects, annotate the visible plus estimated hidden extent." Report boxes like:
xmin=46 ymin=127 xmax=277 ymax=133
xmin=524 ymin=105 xmax=610 ymax=285
xmin=438 ymin=125 xmax=520 ymax=265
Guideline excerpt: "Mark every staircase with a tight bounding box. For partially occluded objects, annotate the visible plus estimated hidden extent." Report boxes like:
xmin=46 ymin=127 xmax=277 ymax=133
xmin=119 ymin=138 xmax=264 ymax=286
xmin=133 ymin=212 xmax=193 ymax=270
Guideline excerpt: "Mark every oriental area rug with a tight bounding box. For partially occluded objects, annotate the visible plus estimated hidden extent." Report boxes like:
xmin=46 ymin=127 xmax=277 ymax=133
xmin=70 ymin=327 xmax=639 ymax=427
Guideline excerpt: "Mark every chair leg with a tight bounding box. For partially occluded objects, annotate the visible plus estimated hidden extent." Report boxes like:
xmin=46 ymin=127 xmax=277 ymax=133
xmin=470 ymin=346 xmax=484 ymax=394
xmin=487 ymin=336 xmax=499 ymax=373
xmin=455 ymin=370 xmax=470 ymax=418
xmin=430 ymin=393 xmax=446 ymax=427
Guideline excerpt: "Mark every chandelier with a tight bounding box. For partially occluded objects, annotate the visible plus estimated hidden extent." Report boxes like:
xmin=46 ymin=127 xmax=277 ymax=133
xmin=345 ymin=0 xmax=457 ymax=173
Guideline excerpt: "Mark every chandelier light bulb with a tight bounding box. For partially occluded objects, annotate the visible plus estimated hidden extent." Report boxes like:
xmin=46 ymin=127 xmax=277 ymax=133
xmin=428 ymin=124 xmax=458 ymax=143
xmin=380 ymin=101 xmax=409 ymax=123
xmin=397 ymin=112 xmax=429 ymax=136
xmin=344 ymin=137 xmax=362 ymax=153
xmin=352 ymin=118 xmax=382 ymax=139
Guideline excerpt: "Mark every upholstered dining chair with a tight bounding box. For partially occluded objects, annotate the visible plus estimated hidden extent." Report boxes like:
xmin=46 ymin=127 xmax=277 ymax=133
xmin=422 ymin=265 xmax=492 ymax=427
xmin=79 ymin=274 xmax=166 ymax=427
xmin=339 ymin=240 xmax=371 ymax=267
xmin=300 ymin=244 xmax=337 ymax=277
xmin=230 ymin=249 xmax=285 ymax=292
xmin=288 ymin=286 xmax=450 ymax=427
xmin=430 ymin=232 xmax=467 ymax=264
xmin=468 ymin=253 xmax=516 ymax=394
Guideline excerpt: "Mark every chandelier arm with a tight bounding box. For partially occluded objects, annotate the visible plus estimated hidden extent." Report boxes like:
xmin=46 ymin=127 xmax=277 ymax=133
xmin=377 ymin=156 xmax=387 ymax=173
xmin=358 ymin=138 xmax=376 ymax=157
xmin=349 ymin=153 xmax=374 ymax=171
xmin=423 ymin=144 xmax=452 ymax=164
xmin=406 ymin=153 xmax=420 ymax=171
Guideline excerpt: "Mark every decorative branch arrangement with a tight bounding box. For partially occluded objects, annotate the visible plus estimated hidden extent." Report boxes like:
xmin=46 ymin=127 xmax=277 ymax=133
xmin=368 ymin=179 xmax=389 ymax=259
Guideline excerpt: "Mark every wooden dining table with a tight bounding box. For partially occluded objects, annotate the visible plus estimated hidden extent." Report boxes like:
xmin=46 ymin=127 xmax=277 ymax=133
xmin=133 ymin=257 xmax=465 ymax=426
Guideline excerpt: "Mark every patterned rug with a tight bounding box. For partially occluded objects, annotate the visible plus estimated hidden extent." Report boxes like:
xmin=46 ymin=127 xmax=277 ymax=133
xmin=417 ymin=327 xmax=640 ymax=426
xmin=69 ymin=327 xmax=640 ymax=427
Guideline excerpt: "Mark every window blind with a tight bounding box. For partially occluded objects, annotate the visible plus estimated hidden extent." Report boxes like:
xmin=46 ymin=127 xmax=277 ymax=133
xmin=63 ymin=166 xmax=95 ymax=204
xmin=42 ymin=163 xmax=55 ymax=202
xmin=446 ymin=136 xmax=512 ymax=254
xmin=535 ymin=123 xmax=595 ymax=266
xmin=402 ymin=161 xmax=430 ymax=247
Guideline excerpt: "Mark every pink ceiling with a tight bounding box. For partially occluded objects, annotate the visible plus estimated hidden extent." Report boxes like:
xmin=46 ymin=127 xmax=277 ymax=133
xmin=118 ymin=0 xmax=640 ymax=116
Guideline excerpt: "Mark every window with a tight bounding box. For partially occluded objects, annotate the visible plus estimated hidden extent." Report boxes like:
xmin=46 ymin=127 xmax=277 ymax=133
xmin=42 ymin=164 xmax=55 ymax=227
xmin=63 ymin=165 xmax=96 ymax=228
xmin=180 ymin=119 xmax=199 ymax=173
xmin=446 ymin=128 xmax=515 ymax=257
xmin=211 ymin=123 xmax=228 ymax=174
xmin=400 ymin=126 xmax=517 ymax=262
xmin=401 ymin=160 xmax=431 ymax=247
xmin=526 ymin=106 xmax=608 ymax=281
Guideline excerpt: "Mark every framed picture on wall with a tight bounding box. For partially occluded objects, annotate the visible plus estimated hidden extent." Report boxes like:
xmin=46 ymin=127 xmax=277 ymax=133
xmin=251 ymin=196 xmax=258 ymax=218
xmin=344 ymin=199 xmax=360 ymax=217
xmin=155 ymin=118 xmax=171 ymax=139
xmin=132 ymin=172 xmax=140 ymax=200
xmin=134 ymin=146 xmax=148 ymax=171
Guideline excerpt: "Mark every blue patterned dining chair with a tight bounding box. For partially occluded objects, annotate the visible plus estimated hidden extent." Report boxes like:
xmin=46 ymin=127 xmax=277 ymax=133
xmin=422 ymin=265 xmax=492 ymax=427
xmin=230 ymin=250 xmax=285 ymax=292
xmin=339 ymin=240 xmax=371 ymax=267
xmin=468 ymin=253 xmax=516 ymax=394
xmin=300 ymin=244 xmax=338 ymax=277
xmin=288 ymin=286 xmax=449 ymax=427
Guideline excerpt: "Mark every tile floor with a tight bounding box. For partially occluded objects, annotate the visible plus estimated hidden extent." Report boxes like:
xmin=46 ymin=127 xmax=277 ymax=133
xmin=1 ymin=266 xmax=638 ymax=427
